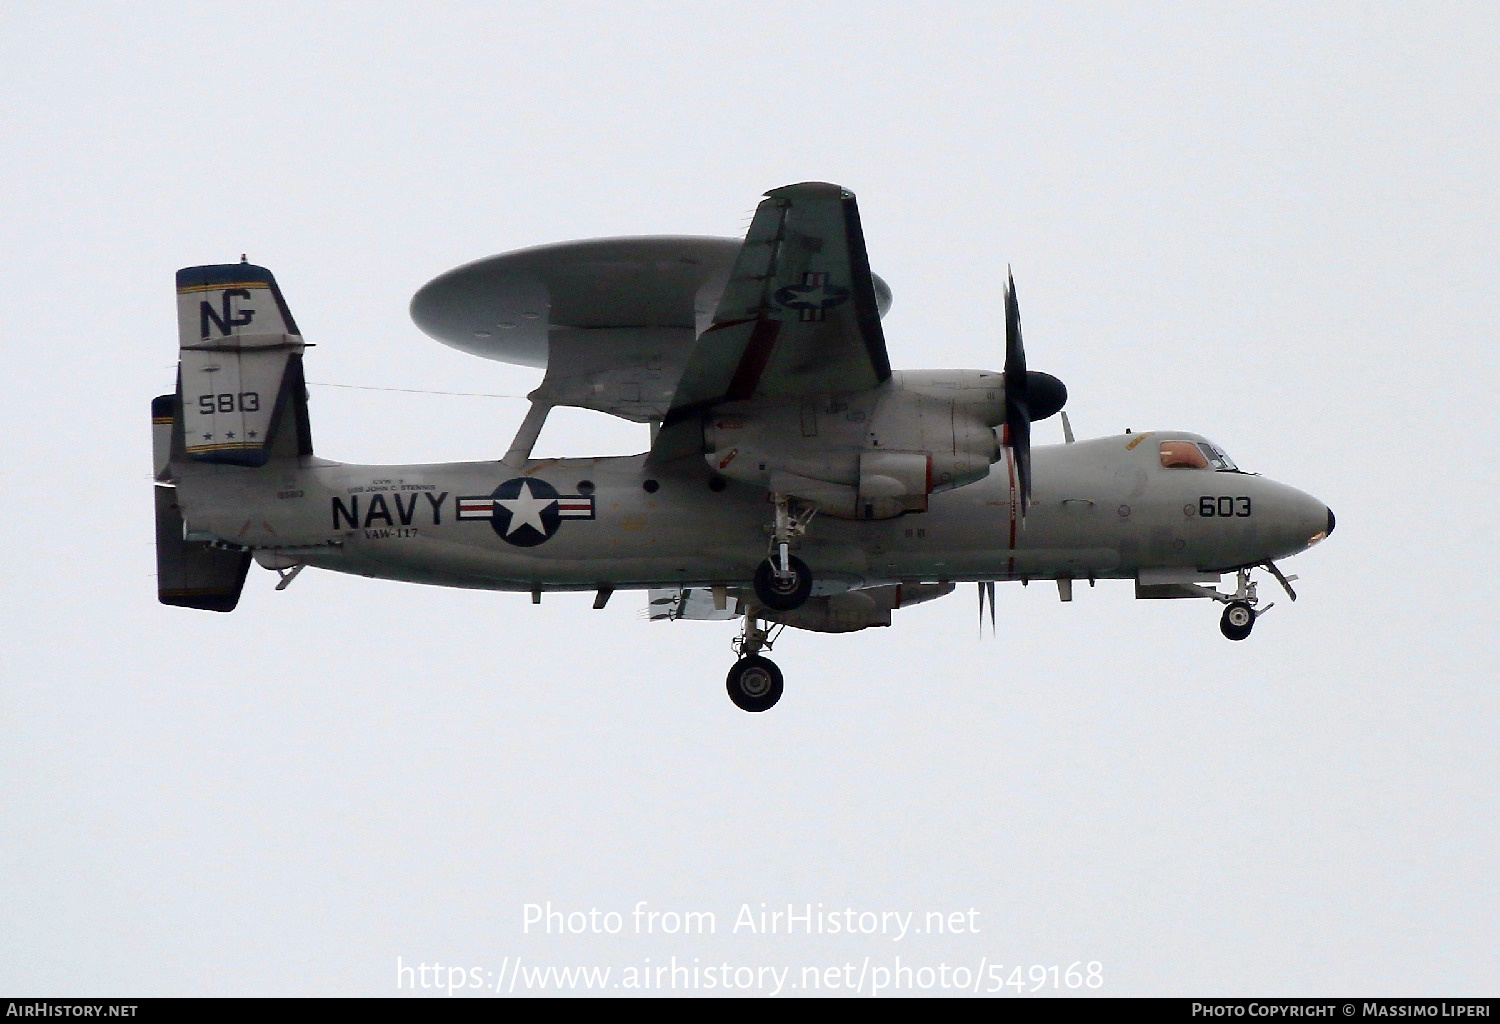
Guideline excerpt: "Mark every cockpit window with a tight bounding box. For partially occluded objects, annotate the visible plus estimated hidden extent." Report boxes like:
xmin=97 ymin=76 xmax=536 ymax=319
xmin=1196 ymin=442 xmax=1238 ymax=472
xmin=1159 ymin=441 xmax=1209 ymax=469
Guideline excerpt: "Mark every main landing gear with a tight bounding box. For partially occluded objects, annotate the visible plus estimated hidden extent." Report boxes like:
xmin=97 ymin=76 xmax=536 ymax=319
xmin=730 ymin=493 xmax=815 ymax=710
xmin=726 ymin=614 xmax=784 ymax=712
xmin=752 ymin=494 xmax=815 ymax=611
xmin=1209 ymin=562 xmax=1298 ymax=641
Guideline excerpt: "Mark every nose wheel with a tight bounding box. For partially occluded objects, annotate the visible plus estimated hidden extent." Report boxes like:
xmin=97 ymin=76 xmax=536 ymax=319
xmin=1220 ymin=601 xmax=1255 ymax=641
xmin=1202 ymin=563 xmax=1297 ymax=641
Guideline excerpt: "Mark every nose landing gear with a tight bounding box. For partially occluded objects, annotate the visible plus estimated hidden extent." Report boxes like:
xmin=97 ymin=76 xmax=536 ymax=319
xmin=1220 ymin=600 xmax=1256 ymax=641
xmin=1208 ymin=562 xmax=1298 ymax=641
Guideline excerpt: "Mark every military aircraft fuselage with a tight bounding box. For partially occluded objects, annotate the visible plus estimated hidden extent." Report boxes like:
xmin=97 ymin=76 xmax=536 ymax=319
xmin=174 ymin=427 xmax=1330 ymax=597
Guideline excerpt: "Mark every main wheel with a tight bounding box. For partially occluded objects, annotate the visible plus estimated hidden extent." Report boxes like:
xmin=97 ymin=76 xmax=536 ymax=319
xmin=726 ymin=655 xmax=784 ymax=713
xmin=753 ymin=554 xmax=812 ymax=611
xmin=1220 ymin=601 xmax=1255 ymax=641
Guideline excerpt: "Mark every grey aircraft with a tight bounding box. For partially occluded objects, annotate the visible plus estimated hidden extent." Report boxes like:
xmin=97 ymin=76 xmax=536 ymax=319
xmin=153 ymin=182 xmax=1335 ymax=711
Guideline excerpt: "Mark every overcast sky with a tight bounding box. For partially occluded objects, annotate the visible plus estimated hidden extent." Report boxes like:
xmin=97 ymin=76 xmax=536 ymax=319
xmin=3 ymin=2 xmax=1497 ymax=997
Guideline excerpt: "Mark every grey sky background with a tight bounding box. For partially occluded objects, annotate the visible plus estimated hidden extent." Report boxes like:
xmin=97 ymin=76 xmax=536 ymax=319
xmin=3 ymin=2 xmax=1496 ymax=997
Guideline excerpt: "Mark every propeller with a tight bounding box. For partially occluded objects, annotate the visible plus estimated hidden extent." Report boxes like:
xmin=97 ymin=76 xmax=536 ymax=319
xmin=1001 ymin=269 xmax=1067 ymax=511
xmin=975 ymin=270 xmax=1069 ymax=635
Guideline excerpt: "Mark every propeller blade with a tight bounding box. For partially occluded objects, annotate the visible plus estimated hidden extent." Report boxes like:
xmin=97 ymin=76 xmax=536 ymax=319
xmin=977 ymin=581 xmax=997 ymax=636
xmin=1009 ymin=416 xmax=1032 ymax=510
xmin=1004 ymin=267 xmax=1027 ymax=383
xmin=1004 ymin=269 xmax=1033 ymax=509
xmin=1000 ymin=269 xmax=1068 ymax=509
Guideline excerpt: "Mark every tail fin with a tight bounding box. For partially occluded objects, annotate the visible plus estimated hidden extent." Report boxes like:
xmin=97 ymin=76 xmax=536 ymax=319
xmin=153 ymin=473 xmax=251 ymax=612
xmin=156 ymin=261 xmax=313 ymax=611
xmin=175 ymin=262 xmax=312 ymax=466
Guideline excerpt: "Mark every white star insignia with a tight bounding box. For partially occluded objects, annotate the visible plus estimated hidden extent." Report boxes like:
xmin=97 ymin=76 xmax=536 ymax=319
xmin=796 ymin=282 xmax=829 ymax=307
xmin=496 ymin=479 xmax=555 ymax=536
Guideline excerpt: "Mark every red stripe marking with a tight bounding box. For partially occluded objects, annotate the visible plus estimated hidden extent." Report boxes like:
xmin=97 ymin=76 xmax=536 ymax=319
xmin=724 ymin=318 xmax=782 ymax=401
xmin=1005 ymin=447 xmax=1017 ymax=577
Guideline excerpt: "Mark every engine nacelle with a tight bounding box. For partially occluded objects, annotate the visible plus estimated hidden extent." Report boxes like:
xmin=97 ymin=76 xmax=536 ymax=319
xmin=928 ymin=419 xmax=1002 ymax=494
xmin=758 ymin=455 xmax=933 ymax=520
xmin=702 ymin=385 xmax=1001 ymax=519
xmin=706 ymin=439 xmax=996 ymax=521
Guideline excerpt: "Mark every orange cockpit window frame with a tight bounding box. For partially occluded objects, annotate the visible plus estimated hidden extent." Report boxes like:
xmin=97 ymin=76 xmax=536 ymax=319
xmin=1159 ymin=441 xmax=1210 ymax=469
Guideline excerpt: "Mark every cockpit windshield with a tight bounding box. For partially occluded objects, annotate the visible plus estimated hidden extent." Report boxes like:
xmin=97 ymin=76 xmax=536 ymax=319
xmin=1159 ymin=440 xmax=1240 ymax=472
xmin=1196 ymin=442 xmax=1238 ymax=472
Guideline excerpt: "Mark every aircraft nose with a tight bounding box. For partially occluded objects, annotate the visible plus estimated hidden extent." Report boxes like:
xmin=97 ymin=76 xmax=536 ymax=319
xmin=1326 ymin=506 xmax=1336 ymax=537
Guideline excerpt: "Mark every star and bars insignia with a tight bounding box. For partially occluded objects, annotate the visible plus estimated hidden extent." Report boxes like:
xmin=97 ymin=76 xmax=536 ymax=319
xmin=774 ymin=271 xmax=850 ymax=322
xmin=456 ymin=478 xmax=595 ymax=547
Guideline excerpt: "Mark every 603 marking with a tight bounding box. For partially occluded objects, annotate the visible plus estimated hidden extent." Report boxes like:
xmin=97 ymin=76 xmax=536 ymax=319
xmin=1199 ymin=496 xmax=1252 ymax=518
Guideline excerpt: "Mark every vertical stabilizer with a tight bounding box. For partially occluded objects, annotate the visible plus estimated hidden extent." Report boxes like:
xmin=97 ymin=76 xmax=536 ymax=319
xmin=154 ymin=482 xmax=251 ymax=611
xmin=151 ymin=393 xmax=176 ymax=481
xmin=175 ymin=263 xmax=311 ymax=466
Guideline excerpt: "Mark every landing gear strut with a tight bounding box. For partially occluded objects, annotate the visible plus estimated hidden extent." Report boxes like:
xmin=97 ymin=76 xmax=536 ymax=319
xmin=1205 ymin=562 xmax=1297 ymax=641
xmin=727 ymin=614 xmax=785 ymax=712
xmin=752 ymin=493 xmax=815 ymax=611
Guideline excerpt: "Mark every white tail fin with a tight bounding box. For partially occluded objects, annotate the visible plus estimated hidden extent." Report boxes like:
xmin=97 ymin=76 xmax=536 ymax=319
xmin=175 ymin=263 xmax=310 ymax=466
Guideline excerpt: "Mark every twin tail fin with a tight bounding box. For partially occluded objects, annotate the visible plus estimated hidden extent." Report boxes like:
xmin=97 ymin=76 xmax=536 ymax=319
xmin=173 ymin=262 xmax=312 ymax=466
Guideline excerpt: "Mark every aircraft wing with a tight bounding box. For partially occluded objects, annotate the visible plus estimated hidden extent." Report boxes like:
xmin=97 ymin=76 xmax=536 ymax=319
xmin=662 ymin=182 xmax=893 ymax=422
